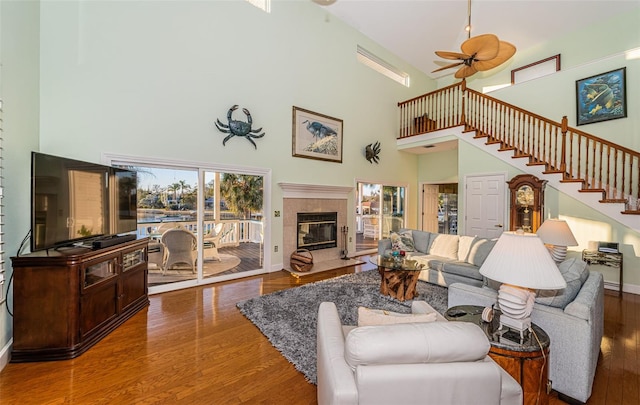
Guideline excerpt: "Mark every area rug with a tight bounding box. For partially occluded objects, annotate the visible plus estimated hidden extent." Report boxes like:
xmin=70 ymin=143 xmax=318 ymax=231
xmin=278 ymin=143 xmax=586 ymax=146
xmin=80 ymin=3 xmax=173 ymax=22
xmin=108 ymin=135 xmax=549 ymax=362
xmin=236 ymin=270 xmax=448 ymax=384
xmin=284 ymin=257 xmax=365 ymax=277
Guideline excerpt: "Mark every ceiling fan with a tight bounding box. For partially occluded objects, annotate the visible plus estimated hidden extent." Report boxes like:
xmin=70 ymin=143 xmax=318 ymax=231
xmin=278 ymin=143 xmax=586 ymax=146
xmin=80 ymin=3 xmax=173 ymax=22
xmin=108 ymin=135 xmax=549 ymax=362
xmin=432 ymin=0 xmax=516 ymax=79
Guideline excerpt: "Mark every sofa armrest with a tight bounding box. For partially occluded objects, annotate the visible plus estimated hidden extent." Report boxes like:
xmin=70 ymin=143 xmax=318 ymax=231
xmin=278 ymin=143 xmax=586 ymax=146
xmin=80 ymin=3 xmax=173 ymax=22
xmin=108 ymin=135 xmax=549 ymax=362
xmin=448 ymin=282 xmax=498 ymax=309
xmin=317 ymin=302 xmax=358 ymax=405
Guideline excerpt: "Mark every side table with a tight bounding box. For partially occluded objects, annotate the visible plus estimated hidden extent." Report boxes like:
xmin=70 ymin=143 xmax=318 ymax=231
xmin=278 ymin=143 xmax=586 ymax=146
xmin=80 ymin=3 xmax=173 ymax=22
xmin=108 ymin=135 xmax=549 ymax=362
xmin=370 ymin=255 xmax=424 ymax=301
xmin=445 ymin=305 xmax=550 ymax=405
xmin=582 ymin=250 xmax=623 ymax=295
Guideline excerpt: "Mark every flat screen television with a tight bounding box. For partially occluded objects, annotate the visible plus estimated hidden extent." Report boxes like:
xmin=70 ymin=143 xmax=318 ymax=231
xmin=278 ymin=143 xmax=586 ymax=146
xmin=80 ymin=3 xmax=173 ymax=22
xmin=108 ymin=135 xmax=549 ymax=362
xmin=31 ymin=152 xmax=138 ymax=251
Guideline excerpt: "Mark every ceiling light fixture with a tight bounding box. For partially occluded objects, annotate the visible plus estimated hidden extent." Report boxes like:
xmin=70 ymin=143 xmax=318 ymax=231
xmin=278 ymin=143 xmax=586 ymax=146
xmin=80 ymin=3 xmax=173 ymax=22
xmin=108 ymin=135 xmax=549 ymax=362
xmin=432 ymin=0 xmax=516 ymax=79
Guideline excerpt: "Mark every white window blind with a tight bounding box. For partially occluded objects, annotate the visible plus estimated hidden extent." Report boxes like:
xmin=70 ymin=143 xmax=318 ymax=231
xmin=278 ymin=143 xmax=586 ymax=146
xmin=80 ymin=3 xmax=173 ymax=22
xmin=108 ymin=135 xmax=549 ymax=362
xmin=0 ymin=98 xmax=5 ymax=303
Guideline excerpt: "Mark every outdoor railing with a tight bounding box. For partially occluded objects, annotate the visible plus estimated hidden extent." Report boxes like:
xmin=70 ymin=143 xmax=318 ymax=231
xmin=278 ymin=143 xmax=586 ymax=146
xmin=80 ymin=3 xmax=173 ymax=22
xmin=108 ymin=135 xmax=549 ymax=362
xmin=398 ymin=81 xmax=639 ymax=210
xmin=137 ymin=219 xmax=264 ymax=247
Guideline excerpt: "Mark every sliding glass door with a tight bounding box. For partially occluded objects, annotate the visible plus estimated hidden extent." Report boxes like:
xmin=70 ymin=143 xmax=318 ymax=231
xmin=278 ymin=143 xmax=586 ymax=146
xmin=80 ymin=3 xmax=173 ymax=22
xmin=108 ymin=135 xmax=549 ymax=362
xmin=355 ymin=181 xmax=406 ymax=255
xmin=108 ymin=156 xmax=268 ymax=294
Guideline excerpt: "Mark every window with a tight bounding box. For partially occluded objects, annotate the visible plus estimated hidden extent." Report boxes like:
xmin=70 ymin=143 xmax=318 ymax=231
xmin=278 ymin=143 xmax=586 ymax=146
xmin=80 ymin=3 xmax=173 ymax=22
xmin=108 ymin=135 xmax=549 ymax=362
xmin=357 ymin=46 xmax=410 ymax=87
xmin=0 ymin=99 xmax=4 ymax=303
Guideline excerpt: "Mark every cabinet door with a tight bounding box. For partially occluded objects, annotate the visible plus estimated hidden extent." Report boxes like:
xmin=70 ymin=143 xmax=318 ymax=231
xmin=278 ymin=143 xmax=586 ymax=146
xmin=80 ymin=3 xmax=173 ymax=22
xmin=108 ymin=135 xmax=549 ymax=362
xmin=120 ymin=245 xmax=148 ymax=313
xmin=81 ymin=254 xmax=119 ymax=337
xmin=81 ymin=279 xmax=119 ymax=337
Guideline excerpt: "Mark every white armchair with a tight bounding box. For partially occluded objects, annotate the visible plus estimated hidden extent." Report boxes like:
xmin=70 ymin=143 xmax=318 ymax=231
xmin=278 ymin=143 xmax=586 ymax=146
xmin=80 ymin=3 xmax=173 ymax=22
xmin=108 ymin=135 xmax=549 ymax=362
xmin=203 ymin=222 xmax=225 ymax=261
xmin=317 ymin=301 xmax=522 ymax=405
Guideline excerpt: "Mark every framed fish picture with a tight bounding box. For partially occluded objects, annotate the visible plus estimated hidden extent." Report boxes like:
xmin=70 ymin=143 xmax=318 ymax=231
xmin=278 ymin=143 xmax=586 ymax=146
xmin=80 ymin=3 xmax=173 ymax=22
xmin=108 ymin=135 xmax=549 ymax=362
xmin=576 ymin=67 xmax=627 ymax=126
xmin=292 ymin=106 xmax=343 ymax=163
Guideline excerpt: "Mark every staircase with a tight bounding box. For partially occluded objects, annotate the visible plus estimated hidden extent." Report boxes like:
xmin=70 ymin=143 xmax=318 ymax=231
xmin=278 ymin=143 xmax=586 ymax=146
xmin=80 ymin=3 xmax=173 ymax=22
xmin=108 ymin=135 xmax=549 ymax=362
xmin=398 ymin=80 xmax=639 ymax=231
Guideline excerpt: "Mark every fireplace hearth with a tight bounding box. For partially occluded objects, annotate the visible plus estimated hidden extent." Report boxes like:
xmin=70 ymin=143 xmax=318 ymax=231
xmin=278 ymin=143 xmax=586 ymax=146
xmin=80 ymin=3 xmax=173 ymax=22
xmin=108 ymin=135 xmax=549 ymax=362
xmin=297 ymin=212 xmax=337 ymax=251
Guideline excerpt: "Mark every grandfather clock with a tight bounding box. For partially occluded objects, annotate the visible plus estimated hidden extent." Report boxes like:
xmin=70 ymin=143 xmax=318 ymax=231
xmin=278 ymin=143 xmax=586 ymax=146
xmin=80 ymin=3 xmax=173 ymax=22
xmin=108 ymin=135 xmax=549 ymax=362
xmin=507 ymin=174 xmax=546 ymax=233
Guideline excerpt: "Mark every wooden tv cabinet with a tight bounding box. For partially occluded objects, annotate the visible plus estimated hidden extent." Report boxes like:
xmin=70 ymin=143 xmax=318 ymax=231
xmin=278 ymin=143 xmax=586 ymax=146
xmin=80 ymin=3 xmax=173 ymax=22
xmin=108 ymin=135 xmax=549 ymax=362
xmin=10 ymin=238 xmax=149 ymax=362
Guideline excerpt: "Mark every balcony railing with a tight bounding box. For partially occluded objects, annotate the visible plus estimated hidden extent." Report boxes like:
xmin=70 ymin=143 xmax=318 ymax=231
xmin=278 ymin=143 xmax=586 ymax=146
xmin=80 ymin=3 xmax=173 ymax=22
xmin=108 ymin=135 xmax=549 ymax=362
xmin=136 ymin=219 xmax=263 ymax=247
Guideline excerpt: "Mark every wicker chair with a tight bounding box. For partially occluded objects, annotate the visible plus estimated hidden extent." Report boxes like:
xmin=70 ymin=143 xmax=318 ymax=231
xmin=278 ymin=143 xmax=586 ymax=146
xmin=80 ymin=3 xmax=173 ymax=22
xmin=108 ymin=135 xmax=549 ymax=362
xmin=160 ymin=228 xmax=197 ymax=274
xmin=202 ymin=222 xmax=225 ymax=262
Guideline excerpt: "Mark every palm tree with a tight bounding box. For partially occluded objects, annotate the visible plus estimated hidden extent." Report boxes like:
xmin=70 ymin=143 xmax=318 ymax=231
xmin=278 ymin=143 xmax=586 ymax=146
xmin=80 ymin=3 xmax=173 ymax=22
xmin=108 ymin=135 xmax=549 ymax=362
xmin=219 ymin=174 xmax=263 ymax=219
xmin=167 ymin=183 xmax=181 ymax=207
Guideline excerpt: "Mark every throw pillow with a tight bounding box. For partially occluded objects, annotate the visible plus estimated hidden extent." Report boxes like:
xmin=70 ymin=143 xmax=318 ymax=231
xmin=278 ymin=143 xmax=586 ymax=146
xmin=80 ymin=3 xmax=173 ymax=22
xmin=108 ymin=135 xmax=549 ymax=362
xmin=357 ymin=307 xmax=437 ymax=326
xmin=457 ymin=235 xmax=476 ymax=262
xmin=429 ymin=234 xmax=459 ymax=259
xmin=389 ymin=230 xmax=415 ymax=252
xmin=535 ymin=257 xmax=589 ymax=308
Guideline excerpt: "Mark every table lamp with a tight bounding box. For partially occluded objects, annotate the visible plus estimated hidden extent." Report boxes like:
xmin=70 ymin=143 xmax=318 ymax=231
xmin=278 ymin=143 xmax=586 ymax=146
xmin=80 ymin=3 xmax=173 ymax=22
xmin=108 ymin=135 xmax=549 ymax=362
xmin=479 ymin=230 xmax=567 ymax=338
xmin=536 ymin=219 xmax=578 ymax=263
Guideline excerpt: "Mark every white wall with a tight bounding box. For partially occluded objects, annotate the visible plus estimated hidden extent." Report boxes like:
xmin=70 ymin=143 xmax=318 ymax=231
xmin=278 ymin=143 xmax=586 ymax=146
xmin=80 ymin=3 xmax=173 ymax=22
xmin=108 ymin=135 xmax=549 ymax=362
xmin=0 ymin=0 xmax=41 ymax=369
xmin=37 ymin=0 xmax=436 ymax=264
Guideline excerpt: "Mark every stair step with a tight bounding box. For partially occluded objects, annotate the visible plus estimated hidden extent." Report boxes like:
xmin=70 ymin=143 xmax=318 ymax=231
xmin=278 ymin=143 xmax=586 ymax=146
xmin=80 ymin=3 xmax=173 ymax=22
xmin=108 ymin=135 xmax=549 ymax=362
xmin=579 ymin=188 xmax=606 ymax=194
xmin=512 ymin=153 xmax=531 ymax=159
xmin=601 ymin=199 xmax=627 ymax=204
xmin=560 ymin=179 xmax=586 ymax=183
xmin=622 ymin=210 xmax=640 ymax=215
xmin=486 ymin=139 xmax=502 ymax=145
xmin=498 ymin=146 xmax=516 ymax=152
xmin=542 ymin=169 xmax=563 ymax=174
xmin=527 ymin=162 xmax=547 ymax=167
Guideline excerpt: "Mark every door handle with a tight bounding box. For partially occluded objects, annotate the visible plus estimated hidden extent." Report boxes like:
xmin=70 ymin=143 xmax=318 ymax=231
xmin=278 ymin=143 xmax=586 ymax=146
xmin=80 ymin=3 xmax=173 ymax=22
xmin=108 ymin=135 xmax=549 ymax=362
xmin=495 ymin=224 xmax=503 ymax=228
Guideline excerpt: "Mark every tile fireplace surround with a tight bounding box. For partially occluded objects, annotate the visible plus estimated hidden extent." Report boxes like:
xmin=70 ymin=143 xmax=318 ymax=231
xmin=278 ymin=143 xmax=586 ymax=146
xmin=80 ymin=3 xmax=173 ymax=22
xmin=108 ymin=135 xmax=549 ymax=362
xmin=279 ymin=183 xmax=353 ymax=269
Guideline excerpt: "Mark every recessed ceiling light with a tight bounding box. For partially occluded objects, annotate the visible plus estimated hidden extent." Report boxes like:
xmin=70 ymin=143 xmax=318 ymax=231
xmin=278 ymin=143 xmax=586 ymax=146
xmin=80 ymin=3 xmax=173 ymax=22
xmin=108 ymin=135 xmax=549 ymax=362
xmin=424 ymin=145 xmax=436 ymax=149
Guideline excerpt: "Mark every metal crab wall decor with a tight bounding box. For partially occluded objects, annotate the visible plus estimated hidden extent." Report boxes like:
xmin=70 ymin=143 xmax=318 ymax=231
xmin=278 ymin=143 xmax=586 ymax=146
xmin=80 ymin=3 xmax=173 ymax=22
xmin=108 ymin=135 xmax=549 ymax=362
xmin=365 ymin=141 xmax=381 ymax=164
xmin=215 ymin=105 xmax=265 ymax=149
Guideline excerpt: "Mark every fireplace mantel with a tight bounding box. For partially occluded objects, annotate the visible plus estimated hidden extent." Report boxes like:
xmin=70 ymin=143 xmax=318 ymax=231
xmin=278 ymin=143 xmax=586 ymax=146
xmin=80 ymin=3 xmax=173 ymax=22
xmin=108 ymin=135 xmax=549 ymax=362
xmin=279 ymin=182 xmax=353 ymax=199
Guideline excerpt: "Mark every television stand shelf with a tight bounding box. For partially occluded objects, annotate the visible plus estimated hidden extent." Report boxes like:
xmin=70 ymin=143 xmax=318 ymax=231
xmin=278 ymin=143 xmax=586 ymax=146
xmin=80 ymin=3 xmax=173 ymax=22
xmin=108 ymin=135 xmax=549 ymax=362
xmin=10 ymin=238 xmax=149 ymax=362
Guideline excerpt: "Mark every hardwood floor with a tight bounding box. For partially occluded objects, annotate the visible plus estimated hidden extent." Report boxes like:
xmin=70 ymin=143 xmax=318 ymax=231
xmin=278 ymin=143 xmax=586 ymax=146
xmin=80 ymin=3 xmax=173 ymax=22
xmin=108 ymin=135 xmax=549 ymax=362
xmin=0 ymin=259 xmax=637 ymax=404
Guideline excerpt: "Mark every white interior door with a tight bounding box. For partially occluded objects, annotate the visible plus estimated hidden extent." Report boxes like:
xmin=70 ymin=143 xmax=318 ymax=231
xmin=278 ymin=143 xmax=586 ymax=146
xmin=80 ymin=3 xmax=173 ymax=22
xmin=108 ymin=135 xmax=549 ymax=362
xmin=421 ymin=184 xmax=439 ymax=232
xmin=464 ymin=173 xmax=506 ymax=238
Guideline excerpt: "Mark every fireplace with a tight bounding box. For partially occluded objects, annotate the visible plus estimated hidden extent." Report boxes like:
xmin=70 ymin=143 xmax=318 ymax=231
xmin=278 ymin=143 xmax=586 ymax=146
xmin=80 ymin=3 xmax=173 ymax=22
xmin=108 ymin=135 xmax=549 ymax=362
xmin=297 ymin=212 xmax=337 ymax=251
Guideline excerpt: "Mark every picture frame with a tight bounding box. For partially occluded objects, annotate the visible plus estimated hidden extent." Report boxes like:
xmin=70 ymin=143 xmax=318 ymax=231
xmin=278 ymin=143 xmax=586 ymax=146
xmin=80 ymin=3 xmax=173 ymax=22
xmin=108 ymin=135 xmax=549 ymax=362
xmin=292 ymin=106 xmax=343 ymax=163
xmin=576 ymin=67 xmax=627 ymax=126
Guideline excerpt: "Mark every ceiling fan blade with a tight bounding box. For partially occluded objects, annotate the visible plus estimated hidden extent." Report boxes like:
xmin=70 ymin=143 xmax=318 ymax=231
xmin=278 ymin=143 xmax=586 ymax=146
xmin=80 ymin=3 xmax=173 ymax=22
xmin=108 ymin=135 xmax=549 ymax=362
xmin=432 ymin=61 xmax=464 ymax=73
xmin=435 ymin=51 xmax=470 ymax=60
xmin=473 ymin=41 xmax=517 ymax=71
xmin=461 ymin=34 xmax=500 ymax=61
xmin=455 ymin=65 xmax=478 ymax=79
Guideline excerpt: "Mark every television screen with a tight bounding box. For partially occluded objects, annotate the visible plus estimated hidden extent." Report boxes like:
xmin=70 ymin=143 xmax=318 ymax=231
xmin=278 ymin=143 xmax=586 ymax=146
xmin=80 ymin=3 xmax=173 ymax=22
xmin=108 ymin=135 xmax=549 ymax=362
xmin=31 ymin=152 xmax=137 ymax=251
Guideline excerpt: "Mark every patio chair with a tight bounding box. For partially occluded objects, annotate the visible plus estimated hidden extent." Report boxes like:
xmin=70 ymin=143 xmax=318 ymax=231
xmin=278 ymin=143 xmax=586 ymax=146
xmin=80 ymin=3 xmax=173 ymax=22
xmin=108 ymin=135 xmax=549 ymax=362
xmin=160 ymin=228 xmax=197 ymax=274
xmin=362 ymin=216 xmax=379 ymax=239
xmin=202 ymin=222 xmax=225 ymax=261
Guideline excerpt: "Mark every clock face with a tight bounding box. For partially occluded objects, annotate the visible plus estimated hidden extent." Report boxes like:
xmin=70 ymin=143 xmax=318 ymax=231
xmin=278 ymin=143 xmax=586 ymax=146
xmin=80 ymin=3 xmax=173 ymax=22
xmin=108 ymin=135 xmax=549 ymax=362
xmin=516 ymin=185 xmax=534 ymax=206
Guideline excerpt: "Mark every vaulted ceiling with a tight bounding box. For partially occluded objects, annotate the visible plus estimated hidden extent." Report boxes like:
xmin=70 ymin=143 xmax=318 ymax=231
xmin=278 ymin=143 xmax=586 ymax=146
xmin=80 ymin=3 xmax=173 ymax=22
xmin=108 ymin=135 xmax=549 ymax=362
xmin=315 ymin=0 xmax=639 ymax=79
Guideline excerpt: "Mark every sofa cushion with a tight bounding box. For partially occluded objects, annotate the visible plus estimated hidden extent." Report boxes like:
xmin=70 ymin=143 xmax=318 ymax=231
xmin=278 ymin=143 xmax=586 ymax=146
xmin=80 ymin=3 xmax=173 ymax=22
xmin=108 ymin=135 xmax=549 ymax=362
xmin=357 ymin=307 xmax=437 ymax=326
xmin=344 ymin=322 xmax=489 ymax=370
xmin=467 ymin=238 xmax=497 ymax=267
xmin=458 ymin=235 xmax=476 ymax=261
xmin=390 ymin=230 xmax=415 ymax=252
xmin=535 ymin=257 xmax=589 ymax=308
xmin=429 ymin=234 xmax=460 ymax=259
xmin=411 ymin=230 xmax=432 ymax=253
xmin=442 ymin=261 xmax=484 ymax=281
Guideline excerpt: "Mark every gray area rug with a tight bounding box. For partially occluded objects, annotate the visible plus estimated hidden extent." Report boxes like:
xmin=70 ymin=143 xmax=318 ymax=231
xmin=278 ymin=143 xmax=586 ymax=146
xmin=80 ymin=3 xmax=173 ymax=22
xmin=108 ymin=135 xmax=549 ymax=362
xmin=236 ymin=270 xmax=448 ymax=384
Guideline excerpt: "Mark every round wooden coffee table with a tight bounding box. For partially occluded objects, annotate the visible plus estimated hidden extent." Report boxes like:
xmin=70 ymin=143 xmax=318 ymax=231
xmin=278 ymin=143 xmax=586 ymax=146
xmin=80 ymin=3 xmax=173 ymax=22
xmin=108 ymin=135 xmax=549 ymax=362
xmin=371 ymin=255 xmax=424 ymax=301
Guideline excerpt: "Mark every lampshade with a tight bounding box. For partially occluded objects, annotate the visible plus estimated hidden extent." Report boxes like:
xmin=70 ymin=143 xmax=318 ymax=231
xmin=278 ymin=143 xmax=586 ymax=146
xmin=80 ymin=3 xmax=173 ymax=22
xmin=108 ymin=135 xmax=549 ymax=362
xmin=536 ymin=219 xmax=578 ymax=246
xmin=479 ymin=231 xmax=567 ymax=290
xmin=536 ymin=219 xmax=578 ymax=263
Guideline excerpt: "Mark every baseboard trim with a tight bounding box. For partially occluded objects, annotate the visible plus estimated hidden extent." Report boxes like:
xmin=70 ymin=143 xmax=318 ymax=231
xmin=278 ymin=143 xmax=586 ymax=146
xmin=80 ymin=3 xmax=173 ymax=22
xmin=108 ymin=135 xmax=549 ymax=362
xmin=0 ymin=338 xmax=12 ymax=372
xmin=604 ymin=280 xmax=640 ymax=295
